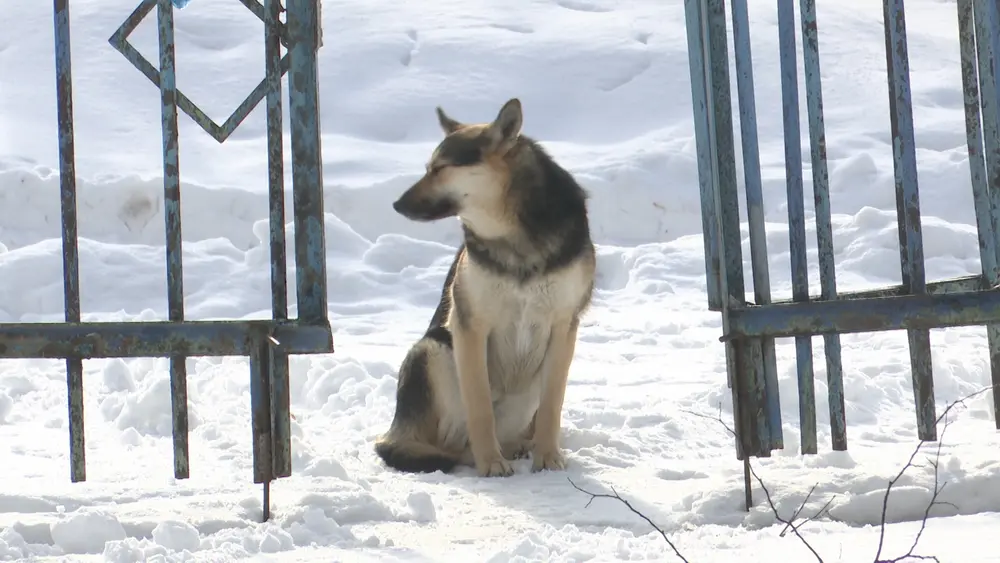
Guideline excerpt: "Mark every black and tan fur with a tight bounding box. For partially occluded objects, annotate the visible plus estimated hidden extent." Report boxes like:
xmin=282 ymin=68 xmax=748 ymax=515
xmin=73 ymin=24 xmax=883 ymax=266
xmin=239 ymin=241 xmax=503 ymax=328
xmin=375 ymin=98 xmax=596 ymax=477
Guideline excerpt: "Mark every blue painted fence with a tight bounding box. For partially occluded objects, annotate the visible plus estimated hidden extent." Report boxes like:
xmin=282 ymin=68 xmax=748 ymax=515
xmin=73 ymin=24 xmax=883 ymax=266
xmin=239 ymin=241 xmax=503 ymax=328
xmin=684 ymin=0 xmax=1000 ymax=465
xmin=0 ymin=0 xmax=333 ymax=522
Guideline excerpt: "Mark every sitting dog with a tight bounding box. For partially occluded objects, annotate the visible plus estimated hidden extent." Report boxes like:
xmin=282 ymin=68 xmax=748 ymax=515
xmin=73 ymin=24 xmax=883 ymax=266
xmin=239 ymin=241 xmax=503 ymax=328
xmin=375 ymin=98 xmax=596 ymax=477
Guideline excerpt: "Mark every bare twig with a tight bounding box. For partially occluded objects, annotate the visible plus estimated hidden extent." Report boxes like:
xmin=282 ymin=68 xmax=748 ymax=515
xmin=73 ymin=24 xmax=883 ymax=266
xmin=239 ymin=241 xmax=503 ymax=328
xmin=874 ymin=420 xmax=949 ymax=563
xmin=683 ymin=386 xmax=992 ymax=563
xmin=680 ymin=406 xmax=737 ymax=439
xmin=780 ymin=485 xmax=836 ymax=538
xmin=748 ymin=464 xmax=827 ymax=562
xmin=567 ymin=477 xmax=690 ymax=563
xmin=872 ymin=386 xmax=992 ymax=563
xmin=779 ymin=483 xmax=818 ymax=536
xmin=564 ymin=385 xmax=992 ymax=563
xmin=682 ymin=405 xmax=832 ymax=561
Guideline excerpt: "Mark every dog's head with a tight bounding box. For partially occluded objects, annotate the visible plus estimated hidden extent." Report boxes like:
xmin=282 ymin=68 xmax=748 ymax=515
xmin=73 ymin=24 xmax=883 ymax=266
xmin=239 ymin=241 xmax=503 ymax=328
xmin=392 ymin=98 xmax=524 ymax=226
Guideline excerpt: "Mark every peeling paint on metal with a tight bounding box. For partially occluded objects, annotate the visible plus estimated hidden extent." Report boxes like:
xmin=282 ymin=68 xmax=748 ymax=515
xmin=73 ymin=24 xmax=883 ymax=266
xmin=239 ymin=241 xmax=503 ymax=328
xmin=882 ymin=0 xmax=936 ymax=441
xmin=53 ymin=0 xmax=86 ymax=484
xmin=683 ymin=0 xmax=723 ymax=312
xmin=798 ymin=0 xmax=846 ymax=453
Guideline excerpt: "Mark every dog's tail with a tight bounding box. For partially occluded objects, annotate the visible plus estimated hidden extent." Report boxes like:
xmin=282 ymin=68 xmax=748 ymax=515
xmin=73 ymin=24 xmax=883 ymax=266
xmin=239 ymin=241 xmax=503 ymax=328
xmin=375 ymin=437 xmax=460 ymax=474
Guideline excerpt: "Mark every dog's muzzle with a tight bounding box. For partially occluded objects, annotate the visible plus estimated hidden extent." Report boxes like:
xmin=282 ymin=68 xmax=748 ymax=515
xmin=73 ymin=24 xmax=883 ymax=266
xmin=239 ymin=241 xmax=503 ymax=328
xmin=392 ymin=194 xmax=458 ymax=222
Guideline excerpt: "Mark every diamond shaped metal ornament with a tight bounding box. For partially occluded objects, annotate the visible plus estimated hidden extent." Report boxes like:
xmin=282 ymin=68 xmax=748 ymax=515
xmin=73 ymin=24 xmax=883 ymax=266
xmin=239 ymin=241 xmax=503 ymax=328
xmin=109 ymin=0 xmax=291 ymax=143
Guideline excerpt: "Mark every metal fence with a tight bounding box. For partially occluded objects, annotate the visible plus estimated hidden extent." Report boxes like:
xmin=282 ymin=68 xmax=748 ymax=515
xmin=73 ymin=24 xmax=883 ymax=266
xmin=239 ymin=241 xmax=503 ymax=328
xmin=0 ymin=0 xmax=333 ymax=522
xmin=684 ymin=0 xmax=1000 ymax=506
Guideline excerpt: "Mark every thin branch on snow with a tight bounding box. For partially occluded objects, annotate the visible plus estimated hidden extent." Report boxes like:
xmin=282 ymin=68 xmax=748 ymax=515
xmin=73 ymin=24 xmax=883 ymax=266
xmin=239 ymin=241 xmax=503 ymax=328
xmin=779 ymin=484 xmax=836 ymax=539
xmin=566 ymin=477 xmax=690 ymax=563
xmin=873 ymin=385 xmax=993 ymax=563
xmin=682 ymin=406 xmax=831 ymax=562
xmin=566 ymin=385 xmax=993 ymax=562
xmin=748 ymin=466 xmax=830 ymax=562
xmin=682 ymin=385 xmax=993 ymax=563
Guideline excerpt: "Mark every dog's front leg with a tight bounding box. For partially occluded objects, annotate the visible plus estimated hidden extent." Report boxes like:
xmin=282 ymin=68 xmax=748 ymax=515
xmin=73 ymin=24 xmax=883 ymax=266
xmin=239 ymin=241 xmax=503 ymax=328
xmin=453 ymin=324 xmax=513 ymax=477
xmin=531 ymin=318 xmax=579 ymax=472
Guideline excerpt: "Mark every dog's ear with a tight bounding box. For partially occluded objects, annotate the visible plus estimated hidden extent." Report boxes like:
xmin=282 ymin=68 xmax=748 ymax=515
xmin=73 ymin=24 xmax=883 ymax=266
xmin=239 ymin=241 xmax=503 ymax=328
xmin=488 ymin=98 xmax=522 ymax=153
xmin=436 ymin=107 xmax=463 ymax=135
xmin=492 ymin=99 xmax=522 ymax=140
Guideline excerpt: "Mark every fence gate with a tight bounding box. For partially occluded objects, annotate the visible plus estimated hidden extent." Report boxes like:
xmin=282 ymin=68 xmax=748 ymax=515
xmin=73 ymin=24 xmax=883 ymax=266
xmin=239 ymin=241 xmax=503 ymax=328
xmin=0 ymin=0 xmax=333 ymax=522
xmin=684 ymin=0 xmax=1000 ymax=507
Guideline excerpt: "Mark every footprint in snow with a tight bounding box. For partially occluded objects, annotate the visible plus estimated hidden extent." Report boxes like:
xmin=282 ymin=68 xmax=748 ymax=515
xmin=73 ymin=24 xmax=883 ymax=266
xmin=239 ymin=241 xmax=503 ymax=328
xmin=489 ymin=22 xmax=534 ymax=34
xmin=400 ymin=29 xmax=418 ymax=67
xmin=555 ymin=0 xmax=613 ymax=13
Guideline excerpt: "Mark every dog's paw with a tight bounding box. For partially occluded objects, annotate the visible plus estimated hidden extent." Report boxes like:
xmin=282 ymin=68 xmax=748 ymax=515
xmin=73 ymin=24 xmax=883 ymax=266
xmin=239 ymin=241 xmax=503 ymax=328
xmin=531 ymin=448 xmax=566 ymax=472
xmin=502 ymin=438 xmax=533 ymax=460
xmin=477 ymin=456 xmax=515 ymax=477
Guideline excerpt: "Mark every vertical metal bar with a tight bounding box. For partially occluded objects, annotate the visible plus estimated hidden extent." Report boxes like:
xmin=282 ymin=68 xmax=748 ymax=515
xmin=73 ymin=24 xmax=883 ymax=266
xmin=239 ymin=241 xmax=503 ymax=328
xmin=249 ymin=334 xmax=273 ymax=487
xmin=262 ymin=481 xmax=271 ymax=522
xmin=53 ymin=0 xmax=86 ymax=483
xmin=249 ymin=331 xmax=273 ymax=522
xmin=705 ymin=0 xmax=741 ymax=318
xmin=705 ymin=0 xmax=767 ymax=458
xmin=776 ymin=0 xmax=818 ymax=454
xmin=960 ymin=0 xmax=1000 ymax=430
xmin=961 ymin=0 xmax=998 ymax=285
xmin=798 ymin=0 xmax=846 ymax=453
xmin=286 ymin=0 xmax=328 ymax=323
xmin=265 ymin=0 xmax=288 ymax=321
xmin=685 ymin=0 xmax=723 ymax=312
xmin=269 ymin=344 xmax=291 ymax=478
xmin=883 ymin=0 xmax=936 ymax=441
xmin=264 ymin=0 xmax=292 ymax=480
xmin=730 ymin=0 xmax=782 ymax=450
xmin=972 ymin=0 xmax=1000 ymax=425
xmin=699 ymin=0 xmax=744 ymax=455
xmin=744 ymin=338 xmax=771 ymax=455
xmin=972 ymin=0 xmax=1000 ymax=224
xmin=822 ymin=341 xmax=846 ymax=449
xmin=157 ymin=0 xmax=190 ymax=478
xmin=685 ymin=0 xmax=743 ymax=458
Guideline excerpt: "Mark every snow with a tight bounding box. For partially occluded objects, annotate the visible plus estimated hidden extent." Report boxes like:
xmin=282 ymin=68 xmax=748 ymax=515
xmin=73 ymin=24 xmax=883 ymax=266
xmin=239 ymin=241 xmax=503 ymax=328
xmin=1 ymin=0 xmax=1000 ymax=561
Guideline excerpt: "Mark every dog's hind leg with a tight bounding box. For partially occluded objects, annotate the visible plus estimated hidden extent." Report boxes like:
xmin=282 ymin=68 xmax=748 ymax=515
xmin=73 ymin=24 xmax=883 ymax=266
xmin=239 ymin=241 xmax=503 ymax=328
xmin=375 ymin=337 xmax=460 ymax=474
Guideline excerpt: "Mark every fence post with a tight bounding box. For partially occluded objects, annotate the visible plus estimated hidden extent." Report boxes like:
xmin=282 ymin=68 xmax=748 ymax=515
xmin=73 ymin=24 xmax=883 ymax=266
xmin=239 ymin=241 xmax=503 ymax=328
xmin=0 ymin=0 xmax=335 ymax=523
xmin=53 ymin=0 xmax=87 ymax=484
xmin=684 ymin=0 xmax=1000 ymax=510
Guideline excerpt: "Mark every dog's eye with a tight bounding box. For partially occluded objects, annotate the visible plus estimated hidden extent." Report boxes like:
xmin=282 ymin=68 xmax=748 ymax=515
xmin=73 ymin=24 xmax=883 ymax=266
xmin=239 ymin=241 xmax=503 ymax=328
xmin=447 ymin=147 xmax=481 ymax=167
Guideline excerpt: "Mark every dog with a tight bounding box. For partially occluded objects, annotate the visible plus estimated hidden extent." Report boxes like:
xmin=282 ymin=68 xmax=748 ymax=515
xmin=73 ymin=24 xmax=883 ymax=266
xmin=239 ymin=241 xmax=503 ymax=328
xmin=375 ymin=98 xmax=596 ymax=477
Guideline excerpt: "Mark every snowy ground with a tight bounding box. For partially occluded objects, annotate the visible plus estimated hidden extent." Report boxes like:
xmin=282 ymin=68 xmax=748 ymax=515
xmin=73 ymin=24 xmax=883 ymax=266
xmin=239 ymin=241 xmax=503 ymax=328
xmin=2 ymin=0 xmax=1000 ymax=561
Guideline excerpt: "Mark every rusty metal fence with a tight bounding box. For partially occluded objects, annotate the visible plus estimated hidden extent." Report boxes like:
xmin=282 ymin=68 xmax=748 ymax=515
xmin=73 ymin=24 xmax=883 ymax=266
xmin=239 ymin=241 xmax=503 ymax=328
xmin=685 ymin=0 xmax=1000 ymax=504
xmin=0 ymin=0 xmax=333 ymax=521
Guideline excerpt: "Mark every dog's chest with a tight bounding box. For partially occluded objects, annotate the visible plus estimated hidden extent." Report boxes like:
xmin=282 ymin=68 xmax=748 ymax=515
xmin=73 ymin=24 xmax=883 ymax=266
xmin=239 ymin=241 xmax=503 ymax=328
xmin=478 ymin=263 xmax=587 ymax=320
xmin=485 ymin=288 xmax=549 ymax=392
xmin=459 ymin=254 xmax=591 ymax=389
xmin=496 ymin=288 xmax=549 ymax=352
xmin=483 ymin=275 xmax=581 ymax=392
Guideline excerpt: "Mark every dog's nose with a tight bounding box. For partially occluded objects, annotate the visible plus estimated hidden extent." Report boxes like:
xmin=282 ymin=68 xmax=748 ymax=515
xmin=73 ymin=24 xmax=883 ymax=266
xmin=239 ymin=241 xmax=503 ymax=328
xmin=392 ymin=198 xmax=403 ymax=213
